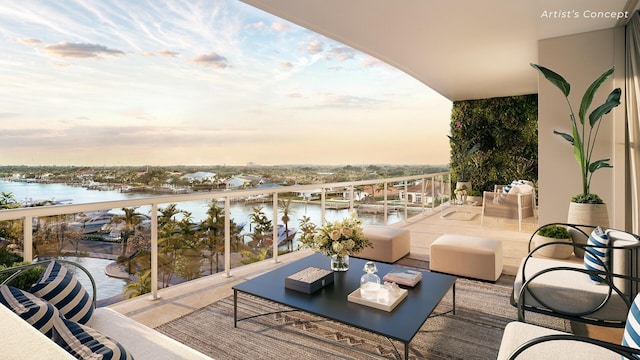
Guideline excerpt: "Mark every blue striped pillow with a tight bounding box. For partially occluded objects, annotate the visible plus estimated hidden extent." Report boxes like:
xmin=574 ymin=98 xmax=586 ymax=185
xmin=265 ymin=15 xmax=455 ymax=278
xmin=0 ymin=285 xmax=60 ymax=337
xmin=52 ymin=316 xmax=134 ymax=360
xmin=583 ymin=227 xmax=610 ymax=283
xmin=622 ymin=293 xmax=640 ymax=357
xmin=30 ymin=261 xmax=94 ymax=325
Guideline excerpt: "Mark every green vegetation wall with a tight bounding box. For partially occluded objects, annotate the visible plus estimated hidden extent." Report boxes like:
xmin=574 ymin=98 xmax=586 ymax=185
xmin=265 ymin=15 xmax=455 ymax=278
xmin=449 ymin=94 xmax=538 ymax=194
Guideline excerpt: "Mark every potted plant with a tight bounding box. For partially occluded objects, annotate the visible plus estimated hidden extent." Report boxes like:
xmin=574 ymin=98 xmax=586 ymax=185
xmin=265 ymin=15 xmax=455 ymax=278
xmin=532 ymin=225 xmax=573 ymax=259
xmin=447 ymin=135 xmax=480 ymax=192
xmin=531 ymin=64 xmax=621 ymax=236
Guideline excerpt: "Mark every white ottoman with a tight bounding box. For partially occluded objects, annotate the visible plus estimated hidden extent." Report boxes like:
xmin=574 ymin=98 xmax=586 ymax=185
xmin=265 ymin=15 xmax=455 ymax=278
xmin=357 ymin=225 xmax=411 ymax=263
xmin=430 ymin=234 xmax=503 ymax=281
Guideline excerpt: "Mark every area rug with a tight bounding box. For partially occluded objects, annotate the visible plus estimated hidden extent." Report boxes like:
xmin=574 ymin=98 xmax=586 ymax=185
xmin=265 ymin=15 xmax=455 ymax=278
xmin=156 ymin=259 xmax=570 ymax=360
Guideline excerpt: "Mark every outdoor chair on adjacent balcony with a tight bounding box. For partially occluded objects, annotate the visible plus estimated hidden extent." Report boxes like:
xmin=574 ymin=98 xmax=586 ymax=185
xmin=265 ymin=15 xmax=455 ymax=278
xmin=481 ymin=180 xmax=536 ymax=232
xmin=512 ymin=223 xmax=640 ymax=329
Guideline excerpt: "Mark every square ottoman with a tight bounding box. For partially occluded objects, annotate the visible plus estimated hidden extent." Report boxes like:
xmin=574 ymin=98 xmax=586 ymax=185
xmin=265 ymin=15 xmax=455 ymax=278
xmin=430 ymin=234 xmax=503 ymax=281
xmin=357 ymin=225 xmax=411 ymax=263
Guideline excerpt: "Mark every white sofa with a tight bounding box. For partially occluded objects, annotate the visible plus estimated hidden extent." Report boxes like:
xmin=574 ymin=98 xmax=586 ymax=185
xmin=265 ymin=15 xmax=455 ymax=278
xmin=0 ymin=295 xmax=213 ymax=360
xmin=0 ymin=259 xmax=213 ymax=360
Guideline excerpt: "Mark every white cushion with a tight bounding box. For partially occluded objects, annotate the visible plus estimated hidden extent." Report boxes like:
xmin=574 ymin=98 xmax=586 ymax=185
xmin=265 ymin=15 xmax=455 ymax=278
xmin=91 ymin=308 xmax=213 ymax=360
xmin=497 ymin=321 xmax=622 ymax=359
xmin=513 ymin=257 xmax=628 ymax=322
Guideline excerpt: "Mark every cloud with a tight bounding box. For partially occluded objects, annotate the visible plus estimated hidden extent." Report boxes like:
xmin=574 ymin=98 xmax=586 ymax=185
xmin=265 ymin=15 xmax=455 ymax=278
xmin=328 ymin=46 xmax=356 ymax=62
xmin=0 ymin=112 xmax=20 ymax=119
xmin=246 ymin=21 xmax=265 ymax=30
xmin=43 ymin=42 xmax=125 ymax=59
xmin=360 ymin=58 xmax=384 ymax=68
xmin=16 ymin=38 xmax=43 ymax=47
xmin=307 ymin=40 xmax=324 ymax=54
xmin=279 ymin=61 xmax=293 ymax=69
xmin=271 ymin=22 xmax=290 ymax=32
xmin=314 ymin=93 xmax=387 ymax=109
xmin=157 ymin=49 xmax=179 ymax=57
xmin=191 ymin=52 xmax=229 ymax=69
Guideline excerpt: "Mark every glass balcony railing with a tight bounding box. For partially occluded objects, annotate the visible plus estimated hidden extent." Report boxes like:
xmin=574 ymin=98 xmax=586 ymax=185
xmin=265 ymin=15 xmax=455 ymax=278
xmin=0 ymin=172 xmax=450 ymax=301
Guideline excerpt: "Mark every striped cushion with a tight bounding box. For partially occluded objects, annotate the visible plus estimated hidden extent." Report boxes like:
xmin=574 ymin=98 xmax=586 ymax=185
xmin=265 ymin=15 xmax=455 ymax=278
xmin=30 ymin=261 xmax=94 ymax=325
xmin=583 ymin=227 xmax=610 ymax=283
xmin=52 ymin=316 xmax=134 ymax=360
xmin=622 ymin=293 xmax=640 ymax=357
xmin=0 ymin=285 xmax=60 ymax=337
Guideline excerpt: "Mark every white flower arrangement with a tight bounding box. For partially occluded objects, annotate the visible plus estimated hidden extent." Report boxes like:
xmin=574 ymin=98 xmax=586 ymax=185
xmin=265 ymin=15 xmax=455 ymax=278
xmin=300 ymin=212 xmax=371 ymax=257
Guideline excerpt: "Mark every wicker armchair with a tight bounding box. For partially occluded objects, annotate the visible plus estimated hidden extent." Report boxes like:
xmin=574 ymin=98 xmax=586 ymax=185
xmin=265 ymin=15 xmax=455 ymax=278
xmin=481 ymin=182 xmax=536 ymax=232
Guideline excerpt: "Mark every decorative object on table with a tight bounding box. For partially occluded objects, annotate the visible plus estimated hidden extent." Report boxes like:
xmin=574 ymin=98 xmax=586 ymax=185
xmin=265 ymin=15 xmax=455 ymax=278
xmin=454 ymin=186 xmax=468 ymax=204
xmin=382 ymin=267 xmax=422 ymax=287
xmin=360 ymin=261 xmax=381 ymax=300
xmin=299 ymin=212 xmax=371 ymax=272
xmin=532 ymin=224 xmax=573 ymax=259
xmin=531 ymin=64 xmax=621 ymax=255
xmin=347 ymin=281 xmax=408 ymax=312
xmin=284 ymin=267 xmax=334 ymax=294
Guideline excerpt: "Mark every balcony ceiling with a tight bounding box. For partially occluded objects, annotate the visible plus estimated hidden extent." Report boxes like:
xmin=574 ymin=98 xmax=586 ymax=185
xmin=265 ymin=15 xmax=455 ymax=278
xmin=240 ymin=0 xmax=639 ymax=101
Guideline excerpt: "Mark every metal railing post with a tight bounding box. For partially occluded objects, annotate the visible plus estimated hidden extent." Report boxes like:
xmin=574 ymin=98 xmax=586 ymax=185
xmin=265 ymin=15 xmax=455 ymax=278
xmin=224 ymin=197 xmax=231 ymax=277
xmin=23 ymin=216 xmax=32 ymax=262
xmin=383 ymin=182 xmax=388 ymax=225
xmin=404 ymin=181 xmax=409 ymax=221
xmin=321 ymin=188 xmax=326 ymax=223
xmin=272 ymin=193 xmax=279 ymax=263
xmin=349 ymin=186 xmax=354 ymax=212
xmin=150 ymin=203 xmax=159 ymax=300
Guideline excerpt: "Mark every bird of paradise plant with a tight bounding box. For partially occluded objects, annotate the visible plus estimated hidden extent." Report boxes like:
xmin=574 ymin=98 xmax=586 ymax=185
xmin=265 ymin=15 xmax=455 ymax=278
xmin=531 ymin=64 xmax=621 ymax=204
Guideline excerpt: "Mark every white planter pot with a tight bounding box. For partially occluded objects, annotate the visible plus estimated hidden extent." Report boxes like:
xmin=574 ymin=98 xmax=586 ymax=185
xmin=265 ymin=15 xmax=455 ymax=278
xmin=567 ymin=202 xmax=609 ymax=258
xmin=533 ymin=234 xmax=573 ymax=259
xmin=456 ymin=181 xmax=472 ymax=191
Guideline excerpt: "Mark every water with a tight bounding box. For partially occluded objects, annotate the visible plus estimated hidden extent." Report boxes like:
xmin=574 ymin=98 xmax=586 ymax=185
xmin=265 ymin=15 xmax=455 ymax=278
xmin=0 ymin=180 xmax=409 ymax=233
xmin=1 ymin=180 xmax=416 ymax=298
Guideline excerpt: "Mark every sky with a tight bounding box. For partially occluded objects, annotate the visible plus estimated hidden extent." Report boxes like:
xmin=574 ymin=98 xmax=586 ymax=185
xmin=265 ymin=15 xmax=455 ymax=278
xmin=0 ymin=0 xmax=452 ymax=167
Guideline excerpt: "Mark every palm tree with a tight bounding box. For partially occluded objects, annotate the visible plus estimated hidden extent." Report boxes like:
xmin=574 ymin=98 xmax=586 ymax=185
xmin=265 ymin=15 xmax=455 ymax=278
xmin=109 ymin=207 xmax=143 ymax=258
xmin=248 ymin=206 xmax=272 ymax=245
xmin=297 ymin=215 xmax=317 ymax=250
xmin=0 ymin=192 xmax=19 ymax=209
xmin=200 ymin=201 xmax=226 ymax=274
xmin=278 ymin=199 xmax=294 ymax=250
xmin=239 ymin=248 xmax=269 ymax=265
xmin=122 ymin=270 xmax=152 ymax=299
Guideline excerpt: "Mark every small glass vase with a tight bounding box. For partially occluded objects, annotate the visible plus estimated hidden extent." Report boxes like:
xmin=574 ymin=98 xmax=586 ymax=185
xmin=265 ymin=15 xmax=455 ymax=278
xmin=330 ymin=254 xmax=349 ymax=271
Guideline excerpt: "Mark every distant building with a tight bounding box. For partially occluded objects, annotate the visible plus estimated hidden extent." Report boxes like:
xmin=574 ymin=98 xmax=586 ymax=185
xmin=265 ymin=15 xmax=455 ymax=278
xmin=181 ymin=172 xmax=216 ymax=183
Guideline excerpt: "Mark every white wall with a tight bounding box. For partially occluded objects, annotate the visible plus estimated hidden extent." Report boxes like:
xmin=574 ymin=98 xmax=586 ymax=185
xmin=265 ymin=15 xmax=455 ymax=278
xmin=538 ymin=27 xmax=627 ymax=228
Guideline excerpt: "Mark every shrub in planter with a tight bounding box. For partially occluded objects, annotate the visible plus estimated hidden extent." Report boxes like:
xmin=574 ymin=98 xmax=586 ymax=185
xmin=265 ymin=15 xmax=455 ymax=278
xmin=533 ymin=225 xmax=573 ymax=259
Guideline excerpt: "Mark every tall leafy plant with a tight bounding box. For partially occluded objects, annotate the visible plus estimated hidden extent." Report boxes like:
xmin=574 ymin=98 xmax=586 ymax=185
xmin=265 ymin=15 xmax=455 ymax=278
xmin=531 ymin=64 xmax=621 ymax=204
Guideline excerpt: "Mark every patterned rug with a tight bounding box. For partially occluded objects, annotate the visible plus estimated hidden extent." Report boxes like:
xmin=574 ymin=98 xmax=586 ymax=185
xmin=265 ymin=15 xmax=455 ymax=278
xmin=156 ymin=258 xmax=570 ymax=360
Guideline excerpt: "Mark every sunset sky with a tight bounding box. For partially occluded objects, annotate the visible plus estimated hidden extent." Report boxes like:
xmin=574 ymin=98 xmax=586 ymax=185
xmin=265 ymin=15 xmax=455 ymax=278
xmin=0 ymin=0 xmax=452 ymax=166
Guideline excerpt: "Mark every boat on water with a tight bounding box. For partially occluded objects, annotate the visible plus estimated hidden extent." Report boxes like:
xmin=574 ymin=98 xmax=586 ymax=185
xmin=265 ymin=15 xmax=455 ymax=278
xmin=100 ymin=214 xmax=152 ymax=241
xmin=69 ymin=212 xmax=115 ymax=234
xmin=261 ymin=225 xmax=297 ymax=247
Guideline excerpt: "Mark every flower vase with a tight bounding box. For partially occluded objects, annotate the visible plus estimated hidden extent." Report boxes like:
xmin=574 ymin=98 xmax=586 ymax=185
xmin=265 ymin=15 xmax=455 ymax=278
xmin=331 ymin=254 xmax=349 ymax=271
